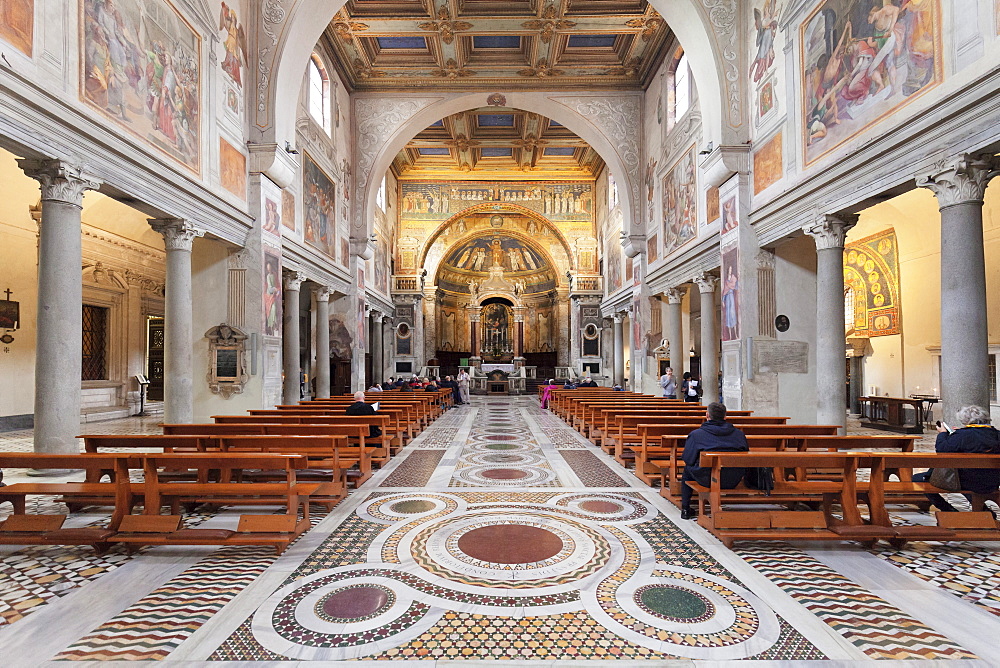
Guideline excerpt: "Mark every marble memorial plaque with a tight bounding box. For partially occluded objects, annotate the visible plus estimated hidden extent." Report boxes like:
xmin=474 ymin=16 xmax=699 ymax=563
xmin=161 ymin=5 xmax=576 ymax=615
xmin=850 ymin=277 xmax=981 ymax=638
xmin=754 ymin=340 xmax=808 ymax=374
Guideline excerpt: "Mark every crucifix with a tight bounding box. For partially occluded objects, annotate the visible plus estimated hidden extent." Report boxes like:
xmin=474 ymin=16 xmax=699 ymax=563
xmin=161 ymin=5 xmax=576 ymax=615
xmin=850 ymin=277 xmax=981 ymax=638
xmin=2 ymin=289 xmax=11 ymax=300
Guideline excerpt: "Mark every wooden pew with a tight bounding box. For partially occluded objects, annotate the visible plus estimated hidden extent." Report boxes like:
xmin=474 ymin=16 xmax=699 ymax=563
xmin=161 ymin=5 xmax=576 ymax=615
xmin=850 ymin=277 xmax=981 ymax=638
xmin=110 ymin=452 xmax=315 ymax=554
xmin=220 ymin=411 xmax=410 ymax=445
xmin=607 ymin=415 xmax=790 ymax=465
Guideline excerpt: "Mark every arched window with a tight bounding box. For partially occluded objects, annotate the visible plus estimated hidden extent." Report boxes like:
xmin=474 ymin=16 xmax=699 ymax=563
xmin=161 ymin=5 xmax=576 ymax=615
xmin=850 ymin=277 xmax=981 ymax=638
xmin=667 ymin=47 xmax=692 ymax=129
xmin=376 ymin=174 xmax=387 ymax=212
xmin=308 ymin=53 xmax=330 ymax=132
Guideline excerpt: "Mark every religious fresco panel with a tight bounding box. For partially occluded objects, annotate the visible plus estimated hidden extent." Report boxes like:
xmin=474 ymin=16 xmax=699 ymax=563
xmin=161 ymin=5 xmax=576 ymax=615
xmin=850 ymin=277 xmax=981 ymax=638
xmin=844 ymin=228 xmax=901 ymax=336
xmin=302 ymin=152 xmax=337 ymax=258
xmin=721 ymin=243 xmax=741 ymax=342
xmin=801 ymin=0 xmax=942 ymax=165
xmin=400 ymin=181 xmax=593 ymax=222
xmin=706 ymin=186 xmax=721 ymax=224
xmin=661 ymin=146 xmax=697 ymax=256
xmin=262 ymin=250 xmax=281 ymax=337
xmin=81 ymin=0 xmax=201 ymax=172
xmin=0 ymin=0 xmax=33 ymax=56
xmin=605 ymin=234 xmax=622 ymax=294
xmin=217 ymin=2 xmax=244 ymax=89
xmin=281 ymin=189 xmax=296 ymax=231
xmin=721 ymin=195 xmax=739 ymax=235
xmin=220 ymin=138 xmax=246 ymax=199
xmin=753 ymin=131 xmax=783 ymax=195
xmin=263 ymin=196 xmax=280 ymax=238
xmin=751 ymin=0 xmax=781 ymax=83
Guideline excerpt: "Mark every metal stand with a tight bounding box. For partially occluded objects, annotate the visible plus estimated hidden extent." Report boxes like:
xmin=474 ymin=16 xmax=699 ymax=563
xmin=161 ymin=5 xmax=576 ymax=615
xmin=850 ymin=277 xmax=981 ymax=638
xmin=136 ymin=380 xmax=150 ymax=417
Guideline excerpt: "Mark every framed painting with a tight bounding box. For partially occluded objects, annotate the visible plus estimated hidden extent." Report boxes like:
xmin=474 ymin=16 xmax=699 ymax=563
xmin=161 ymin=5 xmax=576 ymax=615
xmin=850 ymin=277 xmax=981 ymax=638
xmin=302 ymin=152 xmax=336 ymax=257
xmin=0 ymin=0 xmax=33 ymax=55
xmin=661 ymin=146 xmax=697 ymax=255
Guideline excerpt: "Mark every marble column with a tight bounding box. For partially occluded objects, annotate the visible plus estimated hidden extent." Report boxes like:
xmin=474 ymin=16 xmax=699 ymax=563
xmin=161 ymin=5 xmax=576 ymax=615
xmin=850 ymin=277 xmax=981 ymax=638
xmin=371 ymin=311 xmax=384 ymax=383
xmin=694 ymin=273 xmax=719 ymax=404
xmin=313 ymin=286 xmax=331 ymax=398
xmin=282 ymin=271 xmax=306 ymax=405
xmin=918 ymin=155 xmax=996 ymax=422
xmin=569 ymin=296 xmax=581 ymax=369
xmin=805 ymin=214 xmax=856 ymax=431
xmin=412 ymin=295 xmax=425 ymax=370
xmin=665 ymin=287 xmax=686 ymax=399
xmin=149 ymin=218 xmax=204 ymax=424
xmin=555 ymin=287 xmax=570 ymax=367
xmin=19 ymin=159 xmax=101 ymax=455
xmin=612 ymin=313 xmax=625 ymax=386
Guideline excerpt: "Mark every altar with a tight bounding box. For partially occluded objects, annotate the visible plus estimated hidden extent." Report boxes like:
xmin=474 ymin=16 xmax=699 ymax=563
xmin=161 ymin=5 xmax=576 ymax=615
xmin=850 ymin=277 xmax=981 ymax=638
xmin=481 ymin=363 xmax=515 ymax=375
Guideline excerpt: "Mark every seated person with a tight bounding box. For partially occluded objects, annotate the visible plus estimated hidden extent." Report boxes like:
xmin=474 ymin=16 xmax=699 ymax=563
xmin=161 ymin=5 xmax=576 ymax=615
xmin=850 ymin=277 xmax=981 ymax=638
xmin=425 ymin=380 xmax=439 ymax=391
xmin=563 ymin=379 xmax=578 ymax=389
xmin=400 ymin=383 xmax=413 ymax=392
xmin=913 ymin=405 xmax=1000 ymax=513
xmin=345 ymin=390 xmax=382 ymax=437
xmin=368 ymin=383 xmax=383 ymax=392
xmin=680 ymin=402 xmax=749 ymax=520
xmin=612 ymin=384 xmax=624 ymax=391
xmin=579 ymin=377 xmax=598 ymax=387
xmin=540 ymin=379 xmax=559 ymax=409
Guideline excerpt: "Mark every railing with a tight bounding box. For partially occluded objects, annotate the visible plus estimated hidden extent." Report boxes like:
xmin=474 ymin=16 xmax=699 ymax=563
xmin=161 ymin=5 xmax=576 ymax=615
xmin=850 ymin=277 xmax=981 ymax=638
xmin=392 ymin=275 xmax=420 ymax=292
xmin=571 ymin=274 xmax=603 ymax=294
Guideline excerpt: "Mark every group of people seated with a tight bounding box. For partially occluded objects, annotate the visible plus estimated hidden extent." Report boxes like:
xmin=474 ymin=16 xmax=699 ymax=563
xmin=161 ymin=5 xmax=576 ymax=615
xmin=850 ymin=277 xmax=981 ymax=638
xmin=682 ymin=402 xmax=1000 ymax=520
xmin=365 ymin=372 xmax=470 ymax=405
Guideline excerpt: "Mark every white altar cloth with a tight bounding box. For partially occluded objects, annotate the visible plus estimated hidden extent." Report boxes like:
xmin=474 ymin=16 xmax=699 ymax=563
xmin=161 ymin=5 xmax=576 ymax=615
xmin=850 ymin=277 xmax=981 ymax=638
xmin=481 ymin=363 xmax=515 ymax=374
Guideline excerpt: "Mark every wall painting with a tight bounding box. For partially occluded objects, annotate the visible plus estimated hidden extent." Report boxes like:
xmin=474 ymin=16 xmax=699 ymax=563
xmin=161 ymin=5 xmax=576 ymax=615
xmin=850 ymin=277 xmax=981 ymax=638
xmin=0 ymin=0 xmax=33 ymax=55
xmin=218 ymin=2 xmax=245 ymax=89
xmin=706 ymin=186 xmax=720 ymax=224
xmin=281 ymin=189 xmax=295 ymax=231
xmin=220 ymin=138 xmax=246 ymax=199
xmin=751 ymin=0 xmax=780 ymax=82
xmin=801 ymin=0 xmax=941 ymax=165
xmin=647 ymin=233 xmax=658 ymax=264
xmin=753 ymin=131 xmax=783 ymax=195
xmin=400 ymin=181 xmax=593 ymax=222
xmin=303 ymin=152 xmax=336 ymax=257
xmin=357 ymin=268 xmax=366 ymax=350
xmin=606 ymin=236 xmax=622 ymax=294
xmin=721 ymin=196 xmax=739 ymax=235
xmin=263 ymin=196 xmax=280 ymax=237
xmin=661 ymin=146 xmax=697 ymax=256
xmin=844 ymin=227 xmax=901 ymax=336
xmin=262 ymin=250 xmax=281 ymax=337
xmin=81 ymin=0 xmax=201 ymax=172
xmin=721 ymin=243 xmax=740 ymax=342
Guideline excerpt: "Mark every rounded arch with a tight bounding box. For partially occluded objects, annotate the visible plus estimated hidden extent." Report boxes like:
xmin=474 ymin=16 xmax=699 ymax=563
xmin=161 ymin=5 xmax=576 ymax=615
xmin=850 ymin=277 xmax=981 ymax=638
xmin=429 ymin=225 xmax=564 ymax=291
xmin=266 ymin=0 xmax=732 ymax=180
xmin=418 ymin=203 xmax=575 ymax=273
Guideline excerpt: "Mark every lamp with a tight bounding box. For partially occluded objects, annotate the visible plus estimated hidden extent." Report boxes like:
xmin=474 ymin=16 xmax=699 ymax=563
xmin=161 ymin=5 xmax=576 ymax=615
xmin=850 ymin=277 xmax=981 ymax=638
xmin=688 ymin=344 xmax=696 ymax=357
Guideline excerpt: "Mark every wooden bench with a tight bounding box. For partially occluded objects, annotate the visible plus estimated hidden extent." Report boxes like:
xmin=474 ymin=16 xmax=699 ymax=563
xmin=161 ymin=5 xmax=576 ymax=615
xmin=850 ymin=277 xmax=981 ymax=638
xmin=607 ymin=415 xmax=790 ymax=465
xmin=211 ymin=414 xmax=405 ymax=452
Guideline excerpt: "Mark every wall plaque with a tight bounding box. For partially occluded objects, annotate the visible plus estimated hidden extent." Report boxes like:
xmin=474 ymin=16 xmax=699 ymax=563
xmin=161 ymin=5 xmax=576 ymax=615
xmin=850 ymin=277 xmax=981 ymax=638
xmin=754 ymin=340 xmax=808 ymax=374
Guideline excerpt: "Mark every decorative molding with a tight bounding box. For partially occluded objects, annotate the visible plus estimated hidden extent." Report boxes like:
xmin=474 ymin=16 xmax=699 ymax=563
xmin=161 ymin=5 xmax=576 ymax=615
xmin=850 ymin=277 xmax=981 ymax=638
xmin=149 ymin=219 xmax=205 ymax=251
xmin=693 ymin=273 xmax=718 ymax=294
xmin=916 ymin=153 xmax=997 ymax=209
xmin=205 ymin=324 xmax=250 ymax=399
xmin=803 ymin=214 xmax=858 ymax=250
xmin=701 ymin=0 xmax=742 ymax=128
xmin=256 ymin=0 xmax=289 ymax=120
xmin=665 ymin=286 xmax=687 ymax=304
xmin=314 ymin=285 xmax=332 ymax=301
xmin=755 ymin=248 xmax=776 ymax=269
xmin=353 ymin=97 xmax=441 ymax=231
xmin=282 ymin=270 xmax=307 ymax=291
xmin=17 ymin=158 xmax=101 ymax=206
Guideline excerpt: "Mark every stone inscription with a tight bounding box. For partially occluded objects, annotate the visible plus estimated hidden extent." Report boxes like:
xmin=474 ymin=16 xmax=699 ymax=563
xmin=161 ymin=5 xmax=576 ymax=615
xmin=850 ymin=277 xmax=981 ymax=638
xmin=754 ymin=340 xmax=808 ymax=374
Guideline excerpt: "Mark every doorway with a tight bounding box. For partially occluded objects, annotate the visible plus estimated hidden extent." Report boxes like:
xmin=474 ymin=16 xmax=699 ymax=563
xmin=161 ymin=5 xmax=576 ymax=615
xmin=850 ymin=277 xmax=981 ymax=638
xmin=146 ymin=317 xmax=164 ymax=401
xmin=847 ymin=356 xmax=864 ymax=415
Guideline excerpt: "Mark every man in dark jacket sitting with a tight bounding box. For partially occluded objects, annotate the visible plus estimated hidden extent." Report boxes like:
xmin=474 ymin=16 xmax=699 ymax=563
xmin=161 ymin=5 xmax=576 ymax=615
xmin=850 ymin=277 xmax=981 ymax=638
xmin=680 ymin=402 xmax=749 ymax=519
xmin=345 ymin=391 xmax=381 ymax=437
xmin=913 ymin=405 xmax=1000 ymax=513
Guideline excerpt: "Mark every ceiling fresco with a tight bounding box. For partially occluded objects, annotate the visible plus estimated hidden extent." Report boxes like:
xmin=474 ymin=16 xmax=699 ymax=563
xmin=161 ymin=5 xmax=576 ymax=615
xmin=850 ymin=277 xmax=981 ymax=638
xmin=393 ymin=107 xmax=604 ymax=178
xmin=324 ymin=0 xmax=671 ymax=91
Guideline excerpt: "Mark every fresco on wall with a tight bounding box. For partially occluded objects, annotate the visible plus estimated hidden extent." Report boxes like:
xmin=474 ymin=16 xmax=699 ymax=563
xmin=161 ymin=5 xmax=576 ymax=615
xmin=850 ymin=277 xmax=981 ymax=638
xmin=632 ymin=293 xmax=645 ymax=353
xmin=218 ymin=2 xmax=245 ymax=88
xmin=721 ymin=243 xmax=741 ymax=342
xmin=281 ymin=189 xmax=295 ymax=231
xmin=706 ymin=186 xmax=720 ymax=224
xmin=81 ymin=0 xmax=201 ymax=171
xmin=303 ymin=153 xmax=336 ymax=256
xmin=263 ymin=197 xmax=280 ymax=237
xmin=758 ymin=78 xmax=776 ymax=121
xmin=0 ymin=0 xmax=33 ymax=55
xmin=845 ymin=227 xmax=901 ymax=336
xmin=220 ymin=138 xmax=246 ymax=199
xmin=262 ymin=250 xmax=281 ymax=337
xmin=661 ymin=146 xmax=697 ymax=255
xmin=721 ymin=196 xmax=739 ymax=234
xmin=400 ymin=181 xmax=593 ymax=221
xmin=753 ymin=131 xmax=783 ymax=195
xmin=751 ymin=0 xmax=780 ymax=82
xmin=357 ymin=268 xmax=366 ymax=350
xmin=606 ymin=235 xmax=622 ymax=294
xmin=801 ymin=0 xmax=941 ymax=165
xmin=372 ymin=236 xmax=389 ymax=295
xmin=647 ymin=233 xmax=658 ymax=264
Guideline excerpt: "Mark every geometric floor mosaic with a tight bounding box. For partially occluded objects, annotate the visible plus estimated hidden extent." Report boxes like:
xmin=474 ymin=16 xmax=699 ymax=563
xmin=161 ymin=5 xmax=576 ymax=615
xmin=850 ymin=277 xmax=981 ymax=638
xmin=3 ymin=397 xmax=999 ymax=664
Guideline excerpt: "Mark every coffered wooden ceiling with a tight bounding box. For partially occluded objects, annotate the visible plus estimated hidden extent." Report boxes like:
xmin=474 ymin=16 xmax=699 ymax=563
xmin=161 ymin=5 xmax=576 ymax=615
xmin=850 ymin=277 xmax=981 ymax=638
xmin=392 ymin=107 xmax=604 ymax=180
xmin=324 ymin=0 xmax=671 ymax=91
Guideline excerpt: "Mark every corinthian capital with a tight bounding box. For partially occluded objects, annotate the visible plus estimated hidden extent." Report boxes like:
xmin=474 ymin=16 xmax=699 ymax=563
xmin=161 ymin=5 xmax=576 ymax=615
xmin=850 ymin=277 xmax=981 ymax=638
xmin=283 ymin=270 xmax=307 ymax=292
xmin=804 ymin=214 xmax=858 ymax=250
xmin=693 ymin=273 xmax=719 ymax=294
xmin=314 ymin=285 xmax=333 ymax=302
xmin=917 ymin=154 xmax=996 ymax=208
xmin=18 ymin=158 xmax=101 ymax=206
xmin=665 ymin=286 xmax=687 ymax=304
xmin=149 ymin=219 xmax=205 ymax=251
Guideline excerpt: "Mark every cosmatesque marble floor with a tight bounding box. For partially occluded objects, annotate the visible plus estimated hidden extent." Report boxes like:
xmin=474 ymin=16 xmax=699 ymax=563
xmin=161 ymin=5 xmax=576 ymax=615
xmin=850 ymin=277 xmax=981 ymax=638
xmin=1 ymin=397 xmax=1000 ymax=666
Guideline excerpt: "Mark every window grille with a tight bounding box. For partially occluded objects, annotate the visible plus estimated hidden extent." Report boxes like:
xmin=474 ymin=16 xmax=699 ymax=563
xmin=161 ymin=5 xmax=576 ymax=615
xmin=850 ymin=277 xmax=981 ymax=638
xmin=82 ymin=304 xmax=108 ymax=381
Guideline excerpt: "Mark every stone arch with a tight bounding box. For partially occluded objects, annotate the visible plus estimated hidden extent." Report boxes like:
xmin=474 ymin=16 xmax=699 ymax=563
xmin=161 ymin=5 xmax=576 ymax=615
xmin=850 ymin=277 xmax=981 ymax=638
xmin=418 ymin=203 xmax=575 ymax=274
xmin=429 ymin=226 xmax=564 ymax=291
xmin=259 ymin=0 xmax=737 ymax=214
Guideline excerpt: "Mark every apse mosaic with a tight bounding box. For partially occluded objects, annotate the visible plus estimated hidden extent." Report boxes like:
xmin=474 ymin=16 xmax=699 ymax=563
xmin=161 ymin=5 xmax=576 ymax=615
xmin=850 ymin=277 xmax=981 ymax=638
xmin=437 ymin=233 xmax=556 ymax=295
xmin=800 ymin=0 xmax=942 ymax=165
xmin=81 ymin=0 xmax=201 ymax=171
xmin=845 ymin=227 xmax=901 ymax=336
xmin=401 ymin=181 xmax=593 ymax=222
